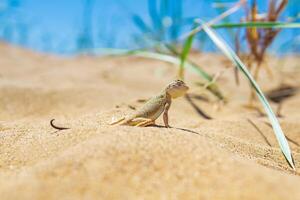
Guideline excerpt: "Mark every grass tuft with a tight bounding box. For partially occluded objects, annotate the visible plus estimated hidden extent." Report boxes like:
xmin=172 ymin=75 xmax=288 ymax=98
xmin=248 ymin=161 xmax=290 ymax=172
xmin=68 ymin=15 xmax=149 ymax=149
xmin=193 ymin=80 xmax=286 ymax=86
xmin=201 ymin=21 xmax=295 ymax=170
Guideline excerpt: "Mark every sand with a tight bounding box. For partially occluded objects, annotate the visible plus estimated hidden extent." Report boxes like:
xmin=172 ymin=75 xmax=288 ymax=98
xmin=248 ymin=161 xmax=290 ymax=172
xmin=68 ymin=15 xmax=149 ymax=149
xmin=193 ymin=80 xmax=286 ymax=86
xmin=1 ymin=42 xmax=300 ymax=199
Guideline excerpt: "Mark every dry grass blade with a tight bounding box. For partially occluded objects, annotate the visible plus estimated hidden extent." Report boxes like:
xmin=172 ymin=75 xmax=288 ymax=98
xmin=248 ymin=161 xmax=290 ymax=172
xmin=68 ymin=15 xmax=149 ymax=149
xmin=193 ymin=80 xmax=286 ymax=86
xmin=234 ymin=28 xmax=241 ymax=85
xmin=200 ymin=22 xmax=295 ymax=170
xmin=266 ymin=85 xmax=298 ymax=103
xmin=241 ymin=0 xmax=289 ymax=104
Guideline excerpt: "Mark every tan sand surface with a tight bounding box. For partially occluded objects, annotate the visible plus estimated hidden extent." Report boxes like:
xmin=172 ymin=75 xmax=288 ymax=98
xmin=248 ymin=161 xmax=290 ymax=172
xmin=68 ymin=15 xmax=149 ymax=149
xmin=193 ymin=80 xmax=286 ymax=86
xmin=1 ymin=43 xmax=300 ymax=199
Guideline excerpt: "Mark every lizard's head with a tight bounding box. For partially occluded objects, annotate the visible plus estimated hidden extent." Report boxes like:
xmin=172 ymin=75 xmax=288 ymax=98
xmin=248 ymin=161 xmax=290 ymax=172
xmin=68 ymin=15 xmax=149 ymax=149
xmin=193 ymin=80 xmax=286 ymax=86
xmin=165 ymin=80 xmax=189 ymax=98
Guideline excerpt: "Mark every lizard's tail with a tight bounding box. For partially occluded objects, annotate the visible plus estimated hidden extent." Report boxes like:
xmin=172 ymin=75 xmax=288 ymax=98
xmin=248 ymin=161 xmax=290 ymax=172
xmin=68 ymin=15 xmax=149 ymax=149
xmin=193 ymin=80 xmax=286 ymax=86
xmin=109 ymin=117 xmax=126 ymax=125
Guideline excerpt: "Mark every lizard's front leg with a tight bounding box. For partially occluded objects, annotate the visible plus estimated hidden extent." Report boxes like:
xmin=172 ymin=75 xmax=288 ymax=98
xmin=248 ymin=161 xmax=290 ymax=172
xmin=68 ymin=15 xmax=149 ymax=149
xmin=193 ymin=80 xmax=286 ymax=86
xmin=163 ymin=101 xmax=171 ymax=128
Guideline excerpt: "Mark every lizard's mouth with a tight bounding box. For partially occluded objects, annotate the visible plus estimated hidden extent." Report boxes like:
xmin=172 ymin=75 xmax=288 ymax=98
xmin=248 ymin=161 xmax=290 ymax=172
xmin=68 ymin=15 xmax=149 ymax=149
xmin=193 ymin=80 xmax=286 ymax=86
xmin=182 ymin=85 xmax=189 ymax=91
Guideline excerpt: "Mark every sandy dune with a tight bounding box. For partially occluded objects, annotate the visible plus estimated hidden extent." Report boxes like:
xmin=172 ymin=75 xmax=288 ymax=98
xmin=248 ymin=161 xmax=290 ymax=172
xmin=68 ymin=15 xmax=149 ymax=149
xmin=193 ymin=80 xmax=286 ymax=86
xmin=1 ymin=43 xmax=300 ymax=199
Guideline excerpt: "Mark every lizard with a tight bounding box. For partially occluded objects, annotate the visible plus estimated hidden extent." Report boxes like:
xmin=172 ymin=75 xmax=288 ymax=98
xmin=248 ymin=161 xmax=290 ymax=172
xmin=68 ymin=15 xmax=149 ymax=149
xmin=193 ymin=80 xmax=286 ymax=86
xmin=110 ymin=79 xmax=189 ymax=127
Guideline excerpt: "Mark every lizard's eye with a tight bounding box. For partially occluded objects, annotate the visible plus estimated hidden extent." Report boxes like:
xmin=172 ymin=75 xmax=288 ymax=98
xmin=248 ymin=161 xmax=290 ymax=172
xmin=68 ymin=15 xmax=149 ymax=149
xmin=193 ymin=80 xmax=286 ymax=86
xmin=171 ymin=80 xmax=184 ymax=86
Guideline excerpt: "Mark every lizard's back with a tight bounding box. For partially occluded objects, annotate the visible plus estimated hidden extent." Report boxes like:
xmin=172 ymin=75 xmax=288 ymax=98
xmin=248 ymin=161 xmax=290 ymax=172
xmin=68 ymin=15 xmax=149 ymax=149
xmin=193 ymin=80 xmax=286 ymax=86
xmin=130 ymin=92 xmax=168 ymax=120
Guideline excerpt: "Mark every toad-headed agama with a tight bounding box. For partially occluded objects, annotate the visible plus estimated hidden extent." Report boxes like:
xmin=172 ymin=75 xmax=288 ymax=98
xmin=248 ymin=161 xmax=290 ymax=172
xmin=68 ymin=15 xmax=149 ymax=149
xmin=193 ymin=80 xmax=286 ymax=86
xmin=110 ymin=80 xmax=189 ymax=127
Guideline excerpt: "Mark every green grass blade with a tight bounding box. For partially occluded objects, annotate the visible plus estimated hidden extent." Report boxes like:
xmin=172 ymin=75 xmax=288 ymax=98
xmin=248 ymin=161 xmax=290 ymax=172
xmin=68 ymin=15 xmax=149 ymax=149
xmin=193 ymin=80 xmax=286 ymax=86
xmin=98 ymin=48 xmax=211 ymax=79
xmin=101 ymin=49 xmax=212 ymax=81
xmin=97 ymin=48 xmax=224 ymax=100
xmin=201 ymin=22 xmax=295 ymax=170
xmin=179 ymin=30 xmax=195 ymax=80
xmin=212 ymin=22 xmax=300 ymax=29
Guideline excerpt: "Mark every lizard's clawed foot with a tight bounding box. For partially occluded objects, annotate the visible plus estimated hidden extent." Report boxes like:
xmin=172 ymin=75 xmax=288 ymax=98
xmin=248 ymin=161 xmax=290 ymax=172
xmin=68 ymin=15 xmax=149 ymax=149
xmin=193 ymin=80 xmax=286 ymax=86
xmin=134 ymin=118 xmax=155 ymax=127
xmin=111 ymin=117 xmax=154 ymax=127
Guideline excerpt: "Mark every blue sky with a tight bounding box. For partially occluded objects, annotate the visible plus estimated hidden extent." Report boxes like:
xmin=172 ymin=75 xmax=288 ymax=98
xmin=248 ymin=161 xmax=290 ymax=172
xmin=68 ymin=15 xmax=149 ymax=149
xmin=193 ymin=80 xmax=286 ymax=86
xmin=0 ymin=0 xmax=299 ymax=54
